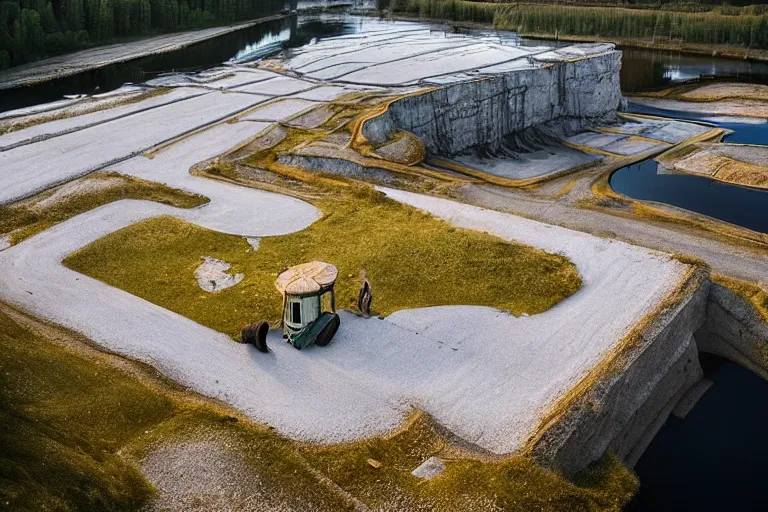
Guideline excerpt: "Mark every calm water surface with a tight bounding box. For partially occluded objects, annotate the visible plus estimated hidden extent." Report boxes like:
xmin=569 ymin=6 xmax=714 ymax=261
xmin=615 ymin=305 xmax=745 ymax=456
xmin=6 ymin=13 xmax=768 ymax=111
xmin=629 ymin=355 xmax=768 ymax=511
xmin=610 ymin=104 xmax=768 ymax=234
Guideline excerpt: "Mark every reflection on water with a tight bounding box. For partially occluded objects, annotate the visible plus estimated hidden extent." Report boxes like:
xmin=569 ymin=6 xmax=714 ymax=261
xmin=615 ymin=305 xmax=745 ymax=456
xmin=620 ymin=47 xmax=768 ymax=92
xmin=228 ymin=25 xmax=293 ymax=64
xmin=0 ymin=16 xmax=295 ymax=112
xmin=610 ymin=104 xmax=768 ymax=234
xmin=610 ymin=159 xmax=768 ymax=234
xmin=6 ymin=11 xmax=768 ymax=111
xmin=630 ymin=355 xmax=768 ymax=512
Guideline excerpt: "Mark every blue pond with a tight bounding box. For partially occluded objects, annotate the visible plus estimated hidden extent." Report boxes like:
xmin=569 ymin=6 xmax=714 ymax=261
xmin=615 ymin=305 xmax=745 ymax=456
xmin=610 ymin=104 xmax=768 ymax=234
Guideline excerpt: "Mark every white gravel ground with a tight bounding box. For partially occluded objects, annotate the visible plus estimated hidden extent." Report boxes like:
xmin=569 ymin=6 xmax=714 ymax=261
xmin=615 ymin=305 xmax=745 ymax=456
xmin=195 ymin=257 xmax=244 ymax=293
xmin=0 ymin=143 xmax=686 ymax=454
xmin=0 ymin=23 xmax=688 ymax=453
xmin=0 ymin=88 xmax=206 ymax=151
xmin=454 ymin=145 xmax=600 ymax=179
xmin=0 ymin=90 xmax=272 ymax=204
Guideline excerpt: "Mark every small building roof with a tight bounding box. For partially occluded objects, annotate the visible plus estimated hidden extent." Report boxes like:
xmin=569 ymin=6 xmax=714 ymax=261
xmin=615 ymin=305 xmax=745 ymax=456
xmin=275 ymin=261 xmax=338 ymax=296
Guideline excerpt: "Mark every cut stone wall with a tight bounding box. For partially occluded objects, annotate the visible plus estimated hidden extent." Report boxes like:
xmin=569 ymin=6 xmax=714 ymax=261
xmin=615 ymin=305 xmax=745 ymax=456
xmin=362 ymin=51 xmax=623 ymax=156
xmin=532 ymin=278 xmax=768 ymax=477
xmin=528 ymin=272 xmax=709 ymax=477
xmin=696 ymin=283 xmax=768 ymax=380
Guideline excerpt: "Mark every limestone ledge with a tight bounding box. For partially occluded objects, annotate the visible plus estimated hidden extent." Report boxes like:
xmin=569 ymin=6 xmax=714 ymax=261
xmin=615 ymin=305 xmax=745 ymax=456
xmin=362 ymin=51 xmax=623 ymax=156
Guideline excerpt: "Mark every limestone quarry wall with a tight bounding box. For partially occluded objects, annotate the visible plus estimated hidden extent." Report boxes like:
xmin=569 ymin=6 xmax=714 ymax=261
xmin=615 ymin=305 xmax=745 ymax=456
xmin=362 ymin=51 xmax=623 ymax=156
xmin=529 ymin=272 xmax=709 ymax=477
xmin=535 ymin=277 xmax=768 ymax=477
xmin=696 ymin=283 xmax=768 ymax=380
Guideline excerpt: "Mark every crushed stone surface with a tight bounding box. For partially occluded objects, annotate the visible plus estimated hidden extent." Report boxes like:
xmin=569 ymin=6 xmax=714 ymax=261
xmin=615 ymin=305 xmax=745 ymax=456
xmin=195 ymin=256 xmax=244 ymax=293
xmin=411 ymin=456 xmax=445 ymax=480
xmin=141 ymin=438 xmax=298 ymax=512
xmin=0 ymin=19 xmax=688 ymax=455
xmin=31 ymin=176 xmax=125 ymax=211
xmin=0 ymin=177 xmax=685 ymax=454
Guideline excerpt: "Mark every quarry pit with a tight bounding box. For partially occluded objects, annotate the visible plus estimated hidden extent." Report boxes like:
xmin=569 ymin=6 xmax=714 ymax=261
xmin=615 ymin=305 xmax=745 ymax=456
xmin=0 ymin=17 xmax=766 ymax=486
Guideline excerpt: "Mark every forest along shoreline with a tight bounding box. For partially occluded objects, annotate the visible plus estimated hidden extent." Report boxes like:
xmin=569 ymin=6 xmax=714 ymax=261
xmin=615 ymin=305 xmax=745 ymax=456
xmin=382 ymin=0 xmax=768 ymax=65
xmin=0 ymin=13 xmax=288 ymax=90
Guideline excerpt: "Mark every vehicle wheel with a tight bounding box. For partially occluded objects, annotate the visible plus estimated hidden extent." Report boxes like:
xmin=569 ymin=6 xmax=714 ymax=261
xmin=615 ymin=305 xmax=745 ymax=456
xmin=315 ymin=313 xmax=340 ymax=347
xmin=241 ymin=321 xmax=269 ymax=353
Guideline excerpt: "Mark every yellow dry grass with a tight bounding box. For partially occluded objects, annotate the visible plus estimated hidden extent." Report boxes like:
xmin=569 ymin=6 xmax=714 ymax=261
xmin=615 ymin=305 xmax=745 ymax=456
xmin=710 ymin=157 xmax=768 ymax=189
xmin=0 ymin=172 xmax=207 ymax=245
xmin=0 ymin=88 xmax=170 ymax=135
xmin=63 ymin=184 xmax=582 ymax=340
xmin=0 ymin=299 xmax=638 ymax=511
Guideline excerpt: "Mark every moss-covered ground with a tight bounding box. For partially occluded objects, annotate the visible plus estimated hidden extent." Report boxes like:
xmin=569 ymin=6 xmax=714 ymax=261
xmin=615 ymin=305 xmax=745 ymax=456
xmin=0 ymin=172 xmax=207 ymax=245
xmin=0 ymin=303 xmax=352 ymax=511
xmin=302 ymin=412 xmax=637 ymax=511
xmin=713 ymin=275 xmax=768 ymax=324
xmin=63 ymin=184 xmax=582 ymax=340
xmin=0 ymin=302 xmax=637 ymax=511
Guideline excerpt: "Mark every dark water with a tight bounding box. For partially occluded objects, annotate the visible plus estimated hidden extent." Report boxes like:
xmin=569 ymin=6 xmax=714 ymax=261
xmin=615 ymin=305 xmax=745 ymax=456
xmin=629 ymin=355 xmax=768 ymax=512
xmin=610 ymin=105 xmax=768 ymax=234
xmin=6 ymin=12 xmax=768 ymax=112
xmin=0 ymin=14 xmax=382 ymax=112
xmin=610 ymin=159 xmax=768 ymax=234
xmin=0 ymin=17 xmax=297 ymax=112
xmin=621 ymin=47 xmax=768 ymax=93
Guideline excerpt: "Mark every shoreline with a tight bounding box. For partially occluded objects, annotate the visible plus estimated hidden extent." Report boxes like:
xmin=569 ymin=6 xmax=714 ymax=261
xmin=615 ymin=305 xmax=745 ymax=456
xmin=386 ymin=13 xmax=768 ymax=64
xmin=0 ymin=13 xmax=288 ymax=91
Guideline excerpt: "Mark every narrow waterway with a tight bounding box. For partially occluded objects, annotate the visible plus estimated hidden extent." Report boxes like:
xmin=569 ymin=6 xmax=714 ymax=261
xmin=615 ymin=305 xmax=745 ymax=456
xmin=5 ymin=12 xmax=768 ymax=112
xmin=620 ymin=47 xmax=768 ymax=93
xmin=610 ymin=105 xmax=768 ymax=234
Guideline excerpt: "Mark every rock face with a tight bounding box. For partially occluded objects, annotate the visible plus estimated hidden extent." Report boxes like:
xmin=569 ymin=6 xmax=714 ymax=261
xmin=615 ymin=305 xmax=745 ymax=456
xmin=696 ymin=283 xmax=768 ymax=380
xmin=363 ymin=50 xmax=623 ymax=156
xmin=411 ymin=456 xmax=445 ymax=480
xmin=529 ymin=272 xmax=709 ymax=477
xmin=531 ymin=276 xmax=768 ymax=477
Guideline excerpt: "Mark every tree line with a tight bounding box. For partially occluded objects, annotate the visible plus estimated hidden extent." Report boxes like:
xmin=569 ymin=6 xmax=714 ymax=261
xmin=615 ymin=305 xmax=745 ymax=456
xmin=383 ymin=0 xmax=768 ymax=50
xmin=0 ymin=0 xmax=285 ymax=70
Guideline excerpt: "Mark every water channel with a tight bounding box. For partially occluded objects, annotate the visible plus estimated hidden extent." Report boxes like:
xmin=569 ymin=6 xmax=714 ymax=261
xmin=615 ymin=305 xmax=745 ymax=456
xmin=610 ymin=105 xmax=768 ymax=234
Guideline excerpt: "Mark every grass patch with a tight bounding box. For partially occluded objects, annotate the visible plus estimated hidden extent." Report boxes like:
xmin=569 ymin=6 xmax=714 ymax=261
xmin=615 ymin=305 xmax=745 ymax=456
xmin=303 ymin=412 xmax=638 ymax=511
xmin=0 ymin=172 xmax=208 ymax=245
xmin=63 ymin=185 xmax=581 ymax=340
xmin=387 ymin=0 xmax=768 ymax=50
xmin=0 ymin=302 xmax=637 ymax=510
xmin=0 ymin=307 xmax=170 ymax=510
xmin=0 ymin=304 xmax=353 ymax=511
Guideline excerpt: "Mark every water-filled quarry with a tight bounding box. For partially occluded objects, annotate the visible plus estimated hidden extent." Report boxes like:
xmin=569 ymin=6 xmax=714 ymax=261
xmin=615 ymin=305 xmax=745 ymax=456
xmin=610 ymin=104 xmax=768 ymax=234
xmin=0 ymin=9 xmax=767 ymax=510
xmin=631 ymin=354 xmax=768 ymax=511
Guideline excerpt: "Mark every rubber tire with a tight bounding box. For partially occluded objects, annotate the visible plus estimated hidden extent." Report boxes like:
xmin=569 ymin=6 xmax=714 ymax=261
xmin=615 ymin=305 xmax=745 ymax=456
xmin=241 ymin=321 xmax=270 ymax=353
xmin=314 ymin=313 xmax=340 ymax=347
